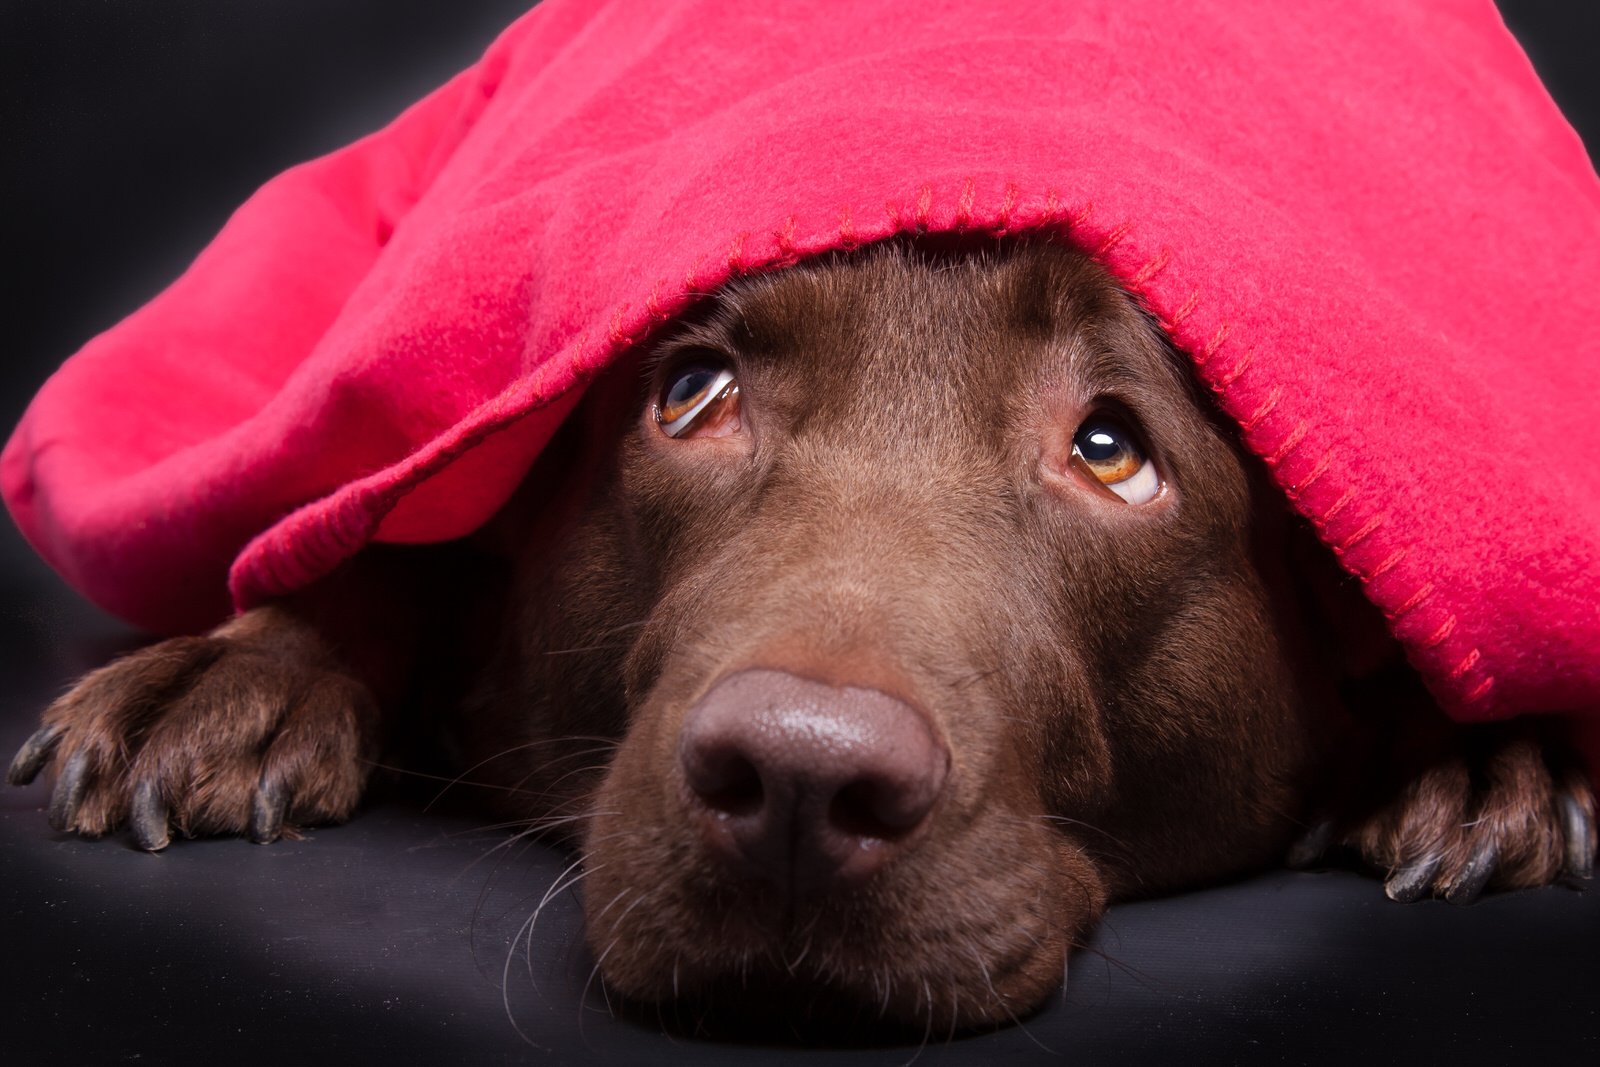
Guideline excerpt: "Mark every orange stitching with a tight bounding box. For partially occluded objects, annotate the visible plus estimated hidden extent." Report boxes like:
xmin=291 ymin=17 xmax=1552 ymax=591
xmin=1068 ymin=200 xmax=1094 ymax=228
xmin=683 ymin=254 xmax=707 ymax=291
xmin=1266 ymin=421 xmax=1308 ymax=466
xmin=775 ymin=215 xmax=798 ymax=259
xmin=915 ymin=184 xmax=933 ymax=229
xmin=1168 ymin=290 xmax=1202 ymax=327
xmin=1450 ymin=648 xmax=1481 ymax=680
xmin=607 ymin=304 xmax=631 ymax=346
xmin=993 ymin=181 xmax=1020 ymax=235
xmin=726 ymin=231 xmax=748 ymax=274
xmin=1130 ymin=247 xmax=1172 ymax=288
xmin=1369 ymin=548 xmax=1407 ymax=579
xmin=1393 ymin=582 xmax=1435 ymax=617
xmin=645 ymin=281 xmax=667 ymax=321
xmin=956 ymin=177 xmax=976 ymax=229
xmin=1096 ymin=221 xmax=1133 ymax=255
xmin=838 ymin=206 xmax=857 ymax=248
xmin=1215 ymin=349 xmax=1255 ymax=389
xmin=1297 ymin=452 xmax=1333 ymax=491
xmin=1320 ymin=487 xmax=1356 ymax=523
xmin=1042 ymin=188 xmax=1062 ymax=226
xmin=1197 ymin=324 xmax=1234 ymax=367
xmin=1337 ymin=513 xmax=1384 ymax=552
xmin=1242 ymin=385 xmax=1283 ymax=432
xmin=1421 ymin=615 xmax=1457 ymax=648
xmin=1465 ymin=676 xmax=1495 ymax=703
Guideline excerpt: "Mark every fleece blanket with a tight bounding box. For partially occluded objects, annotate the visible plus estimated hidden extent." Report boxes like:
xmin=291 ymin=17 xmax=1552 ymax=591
xmin=5 ymin=0 xmax=1599 ymax=751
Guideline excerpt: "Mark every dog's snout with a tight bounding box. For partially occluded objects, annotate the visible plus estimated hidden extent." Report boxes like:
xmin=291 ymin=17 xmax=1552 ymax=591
xmin=678 ymin=669 xmax=948 ymax=890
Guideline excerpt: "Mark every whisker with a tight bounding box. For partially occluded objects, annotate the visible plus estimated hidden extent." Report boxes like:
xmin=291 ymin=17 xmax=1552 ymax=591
xmin=543 ymin=642 xmax=636 ymax=657
xmin=401 ymin=735 xmax=621 ymax=811
xmin=904 ymin=977 xmax=934 ymax=1067
xmin=966 ymin=939 xmax=1055 ymax=1054
xmin=359 ymin=759 xmax=542 ymax=797
xmin=1032 ymin=811 xmax=1132 ymax=852
xmin=450 ymin=808 xmax=616 ymax=883
xmin=499 ymin=908 xmax=547 ymax=1050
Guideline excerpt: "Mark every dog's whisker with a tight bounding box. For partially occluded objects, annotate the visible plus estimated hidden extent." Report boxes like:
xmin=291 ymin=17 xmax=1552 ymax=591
xmin=1031 ymin=811 xmax=1132 ymax=851
xmin=967 ymin=938 xmax=1056 ymax=1055
xmin=904 ymin=976 xmax=935 ymax=1067
xmin=447 ymin=808 xmax=616 ymax=884
xmin=542 ymin=642 xmax=636 ymax=657
xmin=358 ymin=759 xmax=544 ymax=797
xmin=405 ymin=735 xmax=621 ymax=812
xmin=512 ymin=858 xmax=605 ymax=995
xmin=532 ymin=762 xmax=619 ymax=799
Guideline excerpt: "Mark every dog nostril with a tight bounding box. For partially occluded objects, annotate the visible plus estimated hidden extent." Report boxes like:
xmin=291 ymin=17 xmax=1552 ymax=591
xmin=679 ymin=669 xmax=948 ymax=886
xmin=829 ymin=778 xmax=919 ymax=840
xmin=692 ymin=749 xmax=764 ymax=817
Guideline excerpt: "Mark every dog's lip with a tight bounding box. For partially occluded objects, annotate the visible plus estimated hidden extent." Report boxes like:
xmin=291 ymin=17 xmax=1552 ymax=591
xmin=585 ymin=822 xmax=1087 ymax=1032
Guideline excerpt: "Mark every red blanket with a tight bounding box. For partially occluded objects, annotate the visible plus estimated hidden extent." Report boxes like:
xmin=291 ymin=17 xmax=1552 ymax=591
xmin=5 ymin=0 xmax=1598 ymax=754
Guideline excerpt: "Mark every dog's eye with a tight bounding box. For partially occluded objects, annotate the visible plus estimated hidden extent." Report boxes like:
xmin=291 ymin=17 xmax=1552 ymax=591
xmin=1070 ymin=413 xmax=1161 ymax=504
xmin=657 ymin=359 xmax=740 ymax=438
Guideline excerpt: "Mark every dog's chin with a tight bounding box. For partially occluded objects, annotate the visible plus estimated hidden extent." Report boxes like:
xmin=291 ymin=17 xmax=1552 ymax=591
xmin=579 ymin=823 xmax=1105 ymax=1035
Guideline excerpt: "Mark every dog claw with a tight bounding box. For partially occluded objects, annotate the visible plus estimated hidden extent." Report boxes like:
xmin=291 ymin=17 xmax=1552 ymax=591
xmin=249 ymin=780 xmax=287 ymax=844
xmin=46 ymin=750 xmax=90 ymax=833
xmin=7 ymin=723 xmax=65 ymax=787
xmin=1443 ymin=844 xmax=1498 ymax=905
xmin=1286 ymin=819 xmax=1335 ymax=869
xmin=129 ymin=778 xmax=170 ymax=851
xmin=1559 ymin=792 xmax=1595 ymax=879
xmin=1384 ymin=856 xmax=1441 ymax=902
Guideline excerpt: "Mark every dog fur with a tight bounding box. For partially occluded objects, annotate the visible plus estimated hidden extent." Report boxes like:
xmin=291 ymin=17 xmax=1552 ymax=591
xmin=9 ymin=240 xmax=1594 ymax=1032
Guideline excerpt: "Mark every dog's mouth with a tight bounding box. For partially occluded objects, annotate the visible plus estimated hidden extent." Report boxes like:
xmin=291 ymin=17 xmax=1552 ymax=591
xmin=576 ymin=778 xmax=1104 ymax=1033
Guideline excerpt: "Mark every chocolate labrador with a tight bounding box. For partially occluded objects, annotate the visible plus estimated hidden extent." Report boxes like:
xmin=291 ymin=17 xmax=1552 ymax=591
xmin=8 ymin=240 xmax=1594 ymax=1031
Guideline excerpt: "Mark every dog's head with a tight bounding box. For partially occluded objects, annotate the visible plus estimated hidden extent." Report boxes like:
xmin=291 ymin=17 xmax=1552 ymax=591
xmin=464 ymin=240 xmax=1336 ymax=1030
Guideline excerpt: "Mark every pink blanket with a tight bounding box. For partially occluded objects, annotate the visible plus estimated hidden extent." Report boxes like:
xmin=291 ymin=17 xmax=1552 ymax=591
xmin=5 ymin=0 xmax=1598 ymax=753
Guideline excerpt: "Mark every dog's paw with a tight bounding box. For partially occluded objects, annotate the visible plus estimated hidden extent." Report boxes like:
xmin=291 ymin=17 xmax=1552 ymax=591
xmin=1292 ymin=719 xmax=1594 ymax=903
xmin=6 ymin=606 xmax=379 ymax=850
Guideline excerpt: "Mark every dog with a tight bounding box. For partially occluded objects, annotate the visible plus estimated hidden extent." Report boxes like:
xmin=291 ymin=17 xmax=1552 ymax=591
xmin=8 ymin=239 xmax=1595 ymax=1032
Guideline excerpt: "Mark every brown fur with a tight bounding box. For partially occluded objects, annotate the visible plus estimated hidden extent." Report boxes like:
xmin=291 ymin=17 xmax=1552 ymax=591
xmin=10 ymin=240 xmax=1594 ymax=1033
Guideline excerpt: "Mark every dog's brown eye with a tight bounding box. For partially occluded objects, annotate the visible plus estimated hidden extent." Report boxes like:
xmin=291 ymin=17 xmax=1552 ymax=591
xmin=657 ymin=360 xmax=740 ymax=438
xmin=1070 ymin=414 xmax=1161 ymax=504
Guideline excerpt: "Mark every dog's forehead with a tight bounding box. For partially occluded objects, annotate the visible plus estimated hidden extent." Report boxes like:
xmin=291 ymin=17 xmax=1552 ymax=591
xmin=696 ymin=243 xmax=1188 ymax=418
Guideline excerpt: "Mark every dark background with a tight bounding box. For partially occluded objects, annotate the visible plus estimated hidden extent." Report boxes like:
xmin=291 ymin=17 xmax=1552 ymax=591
xmin=1 ymin=3 xmax=1596 ymax=1065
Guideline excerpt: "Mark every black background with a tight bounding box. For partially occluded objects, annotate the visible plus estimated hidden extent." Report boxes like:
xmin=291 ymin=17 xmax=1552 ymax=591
xmin=1 ymin=4 xmax=1597 ymax=1065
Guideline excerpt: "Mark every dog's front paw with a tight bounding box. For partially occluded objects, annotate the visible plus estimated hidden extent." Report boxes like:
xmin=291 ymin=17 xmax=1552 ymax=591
xmin=1297 ymin=719 xmax=1595 ymax=903
xmin=7 ymin=607 xmax=378 ymax=850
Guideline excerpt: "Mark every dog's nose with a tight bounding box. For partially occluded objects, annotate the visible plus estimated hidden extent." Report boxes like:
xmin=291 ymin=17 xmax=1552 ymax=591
xmin=678 ymin=669 xmax=949 ymax=890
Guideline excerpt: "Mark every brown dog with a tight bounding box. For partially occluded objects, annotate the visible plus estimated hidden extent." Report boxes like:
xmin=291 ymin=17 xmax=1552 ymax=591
xmin=8 ymin=240 xmax=1595 ymax=1031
